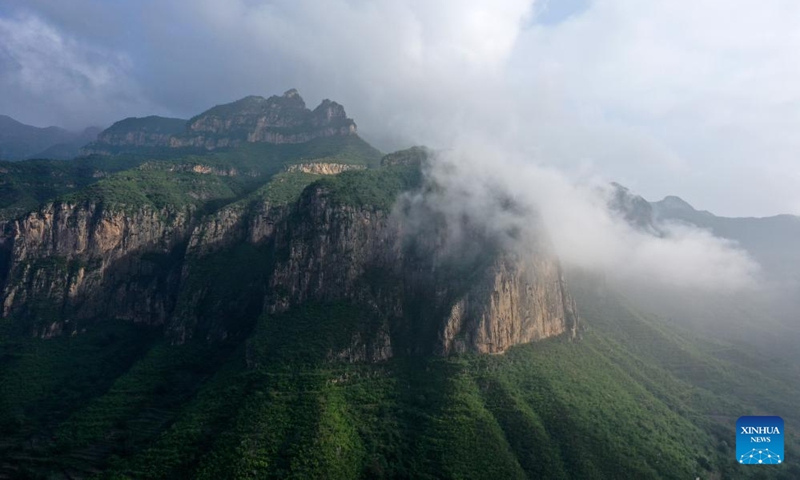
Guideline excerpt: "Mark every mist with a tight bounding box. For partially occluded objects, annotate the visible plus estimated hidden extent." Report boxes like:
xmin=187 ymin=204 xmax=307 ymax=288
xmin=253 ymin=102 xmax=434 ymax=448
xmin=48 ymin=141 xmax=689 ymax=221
xmin=400 ymin=142 xmax=761 ymax=293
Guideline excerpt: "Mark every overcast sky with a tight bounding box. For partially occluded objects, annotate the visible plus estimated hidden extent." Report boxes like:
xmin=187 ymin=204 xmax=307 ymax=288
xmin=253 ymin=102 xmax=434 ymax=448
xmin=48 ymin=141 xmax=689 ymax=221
xmin=1 ymin=0 xmax=798 ymax=217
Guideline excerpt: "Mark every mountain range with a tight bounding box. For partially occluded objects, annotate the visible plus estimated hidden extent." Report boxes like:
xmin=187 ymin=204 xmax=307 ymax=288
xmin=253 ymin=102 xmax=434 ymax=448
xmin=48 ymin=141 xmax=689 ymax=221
xmin=0 ymin=115 xmax=101 ymax=161
xmin=0 ymin=90 xmax=797 ymax=479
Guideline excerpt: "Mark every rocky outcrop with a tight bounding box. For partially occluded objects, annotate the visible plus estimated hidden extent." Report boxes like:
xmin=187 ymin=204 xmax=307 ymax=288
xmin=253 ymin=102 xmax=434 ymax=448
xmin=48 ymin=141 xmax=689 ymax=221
xmin=172 ymin=90 xmax=356 ymax=149
xmin=380 ymin=146 xmax=431 ymax=167
xmin=608 ymin=182 xmax=662 ymax=235
xmin=440 ymin=253 xmax=578 ymax=354
xmin=285 ymin=163 xmax=366 ymax=175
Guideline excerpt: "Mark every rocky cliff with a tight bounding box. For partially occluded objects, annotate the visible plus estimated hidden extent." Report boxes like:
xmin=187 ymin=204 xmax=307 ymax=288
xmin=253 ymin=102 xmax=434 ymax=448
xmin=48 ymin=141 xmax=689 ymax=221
xmin=0 ymin=201 xmax=191 ymax=336
xmin=0 ymin=156 xmax=578 ymax=358
xmin=82 ymin=90 xmax=358 ymax=155
xmin=258 ymin=172 xmax=578 ymax=357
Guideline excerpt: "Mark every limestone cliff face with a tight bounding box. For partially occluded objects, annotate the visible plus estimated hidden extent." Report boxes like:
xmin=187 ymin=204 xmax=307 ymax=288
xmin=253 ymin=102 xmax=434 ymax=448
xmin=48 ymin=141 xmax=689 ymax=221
xmin=0 ymin=169 xmax=578 ymax=357
xmin=285 ymin=163 xmax=366 ymax=175
xmin=440 ymin=253 xmax=578 ymax=354
xmin=172 ymin=90 xmax=356 ymax=149
xmin=0 ymin=202 xmax=191 ymax=334
xmin=264 ymin=183 xmax=578 ymax=357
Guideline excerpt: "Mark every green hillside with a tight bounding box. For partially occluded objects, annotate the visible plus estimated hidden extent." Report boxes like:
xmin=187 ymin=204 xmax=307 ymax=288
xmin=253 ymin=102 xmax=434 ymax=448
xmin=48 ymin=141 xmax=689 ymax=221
xmin=0 ymin=135 xmax=382 ymax=220
xmin=2 ymin=272 xmax=796 ymax=479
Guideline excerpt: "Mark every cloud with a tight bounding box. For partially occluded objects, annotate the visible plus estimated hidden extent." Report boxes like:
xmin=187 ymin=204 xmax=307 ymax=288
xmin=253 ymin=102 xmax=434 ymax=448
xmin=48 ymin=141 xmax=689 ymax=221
xmin=416 ymin=144 xmax=761 ymax=292
xmin=515 ymin=0 xmax=800 ymax=217
xmin=0 ymin=13 xmax=156 ymax=128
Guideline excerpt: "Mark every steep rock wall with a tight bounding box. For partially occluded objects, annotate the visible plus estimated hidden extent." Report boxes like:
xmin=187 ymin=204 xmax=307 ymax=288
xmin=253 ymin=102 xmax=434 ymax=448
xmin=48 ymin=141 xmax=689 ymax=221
xmin=0 ymin=175 xmax=578 ymax=357
xmin=264 ymin=184 xmax=578 ymax=356
xmin=0 ymin=201 xmax=191 ymax=333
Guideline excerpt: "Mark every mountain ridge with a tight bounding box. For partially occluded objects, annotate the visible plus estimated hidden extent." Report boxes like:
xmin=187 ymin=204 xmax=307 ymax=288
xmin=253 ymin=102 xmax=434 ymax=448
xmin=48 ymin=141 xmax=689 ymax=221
xmin=0 ymin=115 xmax=100 ymax=161
xmin=82 ymin=89 xmax=359 ymax=155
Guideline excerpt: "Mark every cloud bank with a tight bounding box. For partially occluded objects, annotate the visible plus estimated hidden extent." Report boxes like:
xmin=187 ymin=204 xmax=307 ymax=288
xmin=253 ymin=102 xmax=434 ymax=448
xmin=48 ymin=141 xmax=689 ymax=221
xmin=414 ymin=143 xmax=761 ymax=292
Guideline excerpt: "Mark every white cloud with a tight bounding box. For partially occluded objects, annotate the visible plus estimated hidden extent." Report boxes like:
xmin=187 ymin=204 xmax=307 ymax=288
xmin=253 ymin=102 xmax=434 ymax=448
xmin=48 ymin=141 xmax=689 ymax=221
xmin=420 ymin=143 xmax=761 ymax=292
xmin=515 ymin=0 xmax=800 ymax=216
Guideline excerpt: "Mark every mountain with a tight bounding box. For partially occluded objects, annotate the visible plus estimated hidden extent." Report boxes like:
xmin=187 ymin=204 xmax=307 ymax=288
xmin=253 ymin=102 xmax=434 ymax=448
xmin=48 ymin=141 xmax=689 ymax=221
xmin=608 ymin=183 xmax=800 ymax=285
xmin=606 ymin=183 xmax=800 ymax=363
xmin=651 ymin=195 xmax=800 ymax=286
xmin=0 ymin=115 xmax=100 ymax=161
xmin=32 ymin=127 xmax=103 ymax=160
xmin=82 ymin=89 xmax=359 ymax=155
xmin=0 ymin=96 xmax=798 ymax=478
xmin=0 ymin=148 xmax=575 ymax=353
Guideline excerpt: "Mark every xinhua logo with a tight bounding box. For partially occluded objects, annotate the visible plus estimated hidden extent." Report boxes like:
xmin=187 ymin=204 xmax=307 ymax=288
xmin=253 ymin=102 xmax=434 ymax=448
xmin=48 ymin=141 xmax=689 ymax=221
xmin=736 ymin=416 xmax=784 ymax=465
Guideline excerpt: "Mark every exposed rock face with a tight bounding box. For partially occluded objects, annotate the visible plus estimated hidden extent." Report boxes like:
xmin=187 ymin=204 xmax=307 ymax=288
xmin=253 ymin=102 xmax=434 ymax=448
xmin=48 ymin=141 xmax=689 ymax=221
xmin=0 ymin=169 xmax=578 ymax=358
xmin=0 ymin=201 xmax=191 ymax=333
xmin=263 ymin=184 xmax=579 ymax=356
xmin=285 ymin=163 xmax=366 ymax=175
xmin=82 ymin=90 xmax=358 ymax=155
xmin=440 ymin=253 xmax=578 ymax=354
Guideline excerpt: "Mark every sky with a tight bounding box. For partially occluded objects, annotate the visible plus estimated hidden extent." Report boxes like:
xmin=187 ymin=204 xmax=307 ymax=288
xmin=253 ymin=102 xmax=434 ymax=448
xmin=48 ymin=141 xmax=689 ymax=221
xmin=0 ymin=0 xmax=799 ymax=217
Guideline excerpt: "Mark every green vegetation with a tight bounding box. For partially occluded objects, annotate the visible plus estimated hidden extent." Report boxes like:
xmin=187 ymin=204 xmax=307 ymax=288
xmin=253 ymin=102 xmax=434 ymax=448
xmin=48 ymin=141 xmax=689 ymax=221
xmin=2 ymin=139 xmax=798 ymax=478
xmin=0 ymin=321 xmax=157 ymax=436
xmin=61 ymin=167 xmax=241 ymax=211
xmin=0 ymin=156 xmax=146 ymax=219
xmin=0 ymin=134 xmax=381 ymax=220
xmin=252 ymin=171 xmax=323 ymax=205
xmin=315 ymin=164 xmax=423 ymax=210
xmin=3 ymin=288 xmax=798 ymax=478
xmin=380 ymin=145 xmax=430 ymax=167
xmin=190 ymin=135 xmax=383 ymax=174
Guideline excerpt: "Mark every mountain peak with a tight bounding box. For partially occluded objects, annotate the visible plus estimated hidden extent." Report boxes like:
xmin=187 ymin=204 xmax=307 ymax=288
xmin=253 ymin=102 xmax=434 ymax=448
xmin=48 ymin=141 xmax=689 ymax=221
xmin=656 ymin=195 xmax=696 ymax=212
xmin=84 ymin=89 xmax=357 ymax=154
xmin=282 ymin=88 xmax=301 ymax=98
xmin=607 ymin=182 xmax=659 ymax=234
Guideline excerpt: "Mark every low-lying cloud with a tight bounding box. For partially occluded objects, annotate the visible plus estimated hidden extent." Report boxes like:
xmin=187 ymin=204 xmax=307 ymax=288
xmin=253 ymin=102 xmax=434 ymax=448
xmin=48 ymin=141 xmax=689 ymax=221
xmin=417 ymin=143 xmax=761 ymax=292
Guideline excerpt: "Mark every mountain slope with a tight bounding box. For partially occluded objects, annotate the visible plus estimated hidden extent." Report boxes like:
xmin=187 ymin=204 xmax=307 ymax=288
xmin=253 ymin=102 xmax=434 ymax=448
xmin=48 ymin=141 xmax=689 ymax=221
xmin=2 ymin=275 xmax=797 ymax=479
